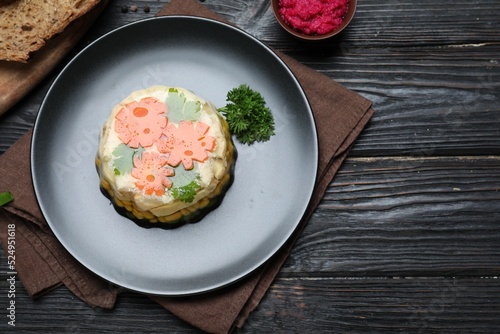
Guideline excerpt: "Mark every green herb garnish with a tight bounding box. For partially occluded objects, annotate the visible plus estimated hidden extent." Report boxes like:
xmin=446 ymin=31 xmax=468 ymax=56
xmin=172 ymin=180 xmax=200 ymax=203
xmin=0 ymin=191 xmax=14 ymax=206
xmin=218 ymin=84 xmax=275 ymax=145
xmin=112 ymin=143 xmax=144 ymax=175
xmin=169 ymin=165 xmax=200 ymax=203
xmin=166 ymin=88 xmax=201 ymax=123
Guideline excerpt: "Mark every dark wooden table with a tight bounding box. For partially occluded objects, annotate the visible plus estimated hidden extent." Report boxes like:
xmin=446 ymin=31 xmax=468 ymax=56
xmin=1 ymin=0 xmax=499 ymax=332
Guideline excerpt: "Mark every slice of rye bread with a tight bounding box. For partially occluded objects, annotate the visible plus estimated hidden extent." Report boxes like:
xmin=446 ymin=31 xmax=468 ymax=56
xmin=0 ymin=0 xmax=101 ymax=62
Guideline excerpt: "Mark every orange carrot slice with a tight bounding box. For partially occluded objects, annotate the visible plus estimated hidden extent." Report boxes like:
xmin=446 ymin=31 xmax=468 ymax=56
xmin=157 ymin=121 xmax=216 ymax=170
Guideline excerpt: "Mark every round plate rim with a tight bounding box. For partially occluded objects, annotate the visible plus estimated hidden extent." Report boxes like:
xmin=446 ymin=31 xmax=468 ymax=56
xmin=31 ymin=15 xmax=319 ymax=296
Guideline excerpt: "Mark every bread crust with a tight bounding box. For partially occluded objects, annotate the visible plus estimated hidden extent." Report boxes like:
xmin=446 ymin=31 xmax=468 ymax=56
xmin=0 ymin=0 xmax=101 ymax=62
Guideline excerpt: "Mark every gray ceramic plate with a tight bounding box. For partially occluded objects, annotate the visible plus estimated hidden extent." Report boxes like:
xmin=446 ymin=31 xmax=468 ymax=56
xmin=31 ymin=16 xmax=318 ymax=296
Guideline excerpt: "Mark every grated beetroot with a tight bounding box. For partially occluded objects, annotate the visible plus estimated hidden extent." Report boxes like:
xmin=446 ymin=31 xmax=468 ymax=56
xmin=279 ymin=0 xmax=349 ymax=36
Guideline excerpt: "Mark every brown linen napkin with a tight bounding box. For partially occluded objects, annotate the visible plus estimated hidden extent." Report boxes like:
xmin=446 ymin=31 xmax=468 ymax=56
xmin=0 ymin=0 xmax=374 ymax=332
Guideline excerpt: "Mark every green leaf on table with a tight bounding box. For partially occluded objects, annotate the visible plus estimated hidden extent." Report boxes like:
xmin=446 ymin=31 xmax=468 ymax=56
xmin=0 ymin=191 xmax=14 ymax=206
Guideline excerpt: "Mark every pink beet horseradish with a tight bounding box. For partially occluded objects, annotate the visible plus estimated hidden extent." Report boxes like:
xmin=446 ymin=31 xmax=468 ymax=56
xmin=278 ymin=0 xmax=350 ymax=36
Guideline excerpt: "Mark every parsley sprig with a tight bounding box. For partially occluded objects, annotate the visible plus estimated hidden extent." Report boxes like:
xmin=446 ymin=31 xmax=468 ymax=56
xmin=218 ymin=84 xmax=275 ymax=145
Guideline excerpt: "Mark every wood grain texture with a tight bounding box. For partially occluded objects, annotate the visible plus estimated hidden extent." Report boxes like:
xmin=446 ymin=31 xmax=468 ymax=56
xmin=0 ymin=0 xmax=499 ymax=332
xmin=284 ymin=156 xmax=500 ymax=277
xmin=1 ymin=274 xmax=499 ymax=333
xmin=247 ymin=276 xmax=500 ymax=333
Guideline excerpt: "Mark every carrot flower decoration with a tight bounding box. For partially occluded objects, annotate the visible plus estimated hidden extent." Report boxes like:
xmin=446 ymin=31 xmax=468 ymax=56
xmin=157 ymin=121 xmax=216 ymax=170
xmin=131 ymin=152 xmax=174 ymax=196
xmin=115 ymin=97 xmax=167 ymax=148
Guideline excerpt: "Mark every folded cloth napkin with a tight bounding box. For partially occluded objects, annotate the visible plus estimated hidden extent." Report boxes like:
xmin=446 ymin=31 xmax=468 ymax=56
xmin=0 ymin=0 xmax=374 ymax=332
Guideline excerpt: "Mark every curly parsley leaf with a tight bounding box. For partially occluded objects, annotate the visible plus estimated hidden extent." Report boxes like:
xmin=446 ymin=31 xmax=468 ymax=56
xmin=218 ymin=84 xmax=275 ymax=145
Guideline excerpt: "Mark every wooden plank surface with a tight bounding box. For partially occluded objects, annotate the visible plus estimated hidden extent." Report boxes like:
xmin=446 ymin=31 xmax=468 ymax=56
xmin=289 ymin=156 xmax=500 ymax=277
xmin=1 ymin=276 xmax=499 ymax=333
xmin=1 ymin=0 xmax=499 ymax=332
